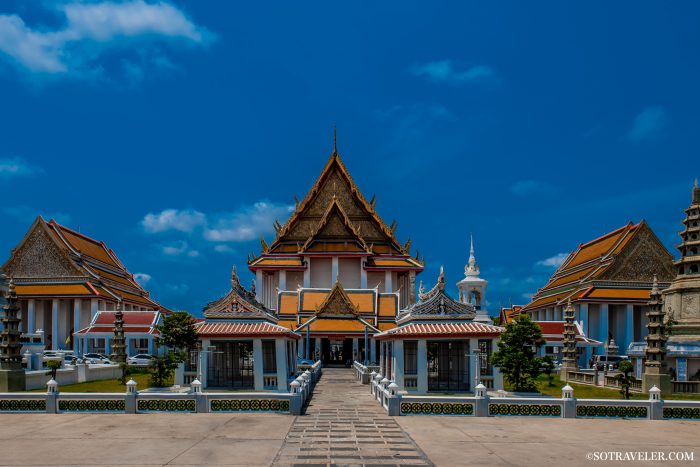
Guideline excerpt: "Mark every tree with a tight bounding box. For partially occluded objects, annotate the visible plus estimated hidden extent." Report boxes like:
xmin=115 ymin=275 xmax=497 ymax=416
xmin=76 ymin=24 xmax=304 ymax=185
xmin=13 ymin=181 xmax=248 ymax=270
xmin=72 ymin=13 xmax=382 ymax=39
xmin=541 ymin=355 xmax=556 ymax=387
xmin=149 ymin=352 xmax=180 ymax=387
xmin=617 ymin=360 xmax=634 ymax=400
xmin=155 ymin=311 xmax=199 ymax=356
xmin=150 ymin=312 xmax=199 ymax=387
xmin=46 ymin=360 xmax=61 ymax=380
xmin=491 ymin=314 xmax=544 ymax=392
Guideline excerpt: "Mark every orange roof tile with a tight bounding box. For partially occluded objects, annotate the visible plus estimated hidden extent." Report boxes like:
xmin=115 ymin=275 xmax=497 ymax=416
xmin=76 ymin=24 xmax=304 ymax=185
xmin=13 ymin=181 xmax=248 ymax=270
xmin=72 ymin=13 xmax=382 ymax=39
xmin=565 ymin=223 xmax=636 ymax=269
xmin=55 ymin=225 xmax=120 ymax=268
xmin=15 ymin=284 xmax=94 ymax=297
xmin=279 ymin=294 xmax=299 ymax=314
xmin=378 ymin=295 xmax=397 ymax=317
xmin=307 ymin=318 xmax=368 ymax=332
xmin=583 ymin=288 xmax=651 ymax=300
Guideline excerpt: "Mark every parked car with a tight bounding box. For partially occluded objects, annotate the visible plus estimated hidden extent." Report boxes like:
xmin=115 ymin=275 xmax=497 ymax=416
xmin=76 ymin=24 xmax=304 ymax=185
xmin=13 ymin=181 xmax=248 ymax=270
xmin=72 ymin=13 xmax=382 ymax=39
xmin=127 ymin=354 xmax=155 ymax=366
xmin=83 ymin=353 xmax=112 ymax=364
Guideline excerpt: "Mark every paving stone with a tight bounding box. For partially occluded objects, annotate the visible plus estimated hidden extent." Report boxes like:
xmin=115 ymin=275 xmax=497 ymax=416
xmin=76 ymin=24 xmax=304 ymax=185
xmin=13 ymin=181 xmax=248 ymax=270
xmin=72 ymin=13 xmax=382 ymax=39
xmin=272 ymin=368 xmax=432 ymax=466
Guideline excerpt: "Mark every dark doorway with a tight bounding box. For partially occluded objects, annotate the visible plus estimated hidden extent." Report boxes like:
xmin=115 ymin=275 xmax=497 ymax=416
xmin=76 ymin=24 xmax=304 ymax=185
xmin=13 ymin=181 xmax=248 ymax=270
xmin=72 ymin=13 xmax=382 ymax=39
xmin=427 ymin=340 xmax=470 ymax=392
xmin=207 ymin=340 xmax=254 ymax=389
xmin=321 ymin=337 xmax=353 ymax=365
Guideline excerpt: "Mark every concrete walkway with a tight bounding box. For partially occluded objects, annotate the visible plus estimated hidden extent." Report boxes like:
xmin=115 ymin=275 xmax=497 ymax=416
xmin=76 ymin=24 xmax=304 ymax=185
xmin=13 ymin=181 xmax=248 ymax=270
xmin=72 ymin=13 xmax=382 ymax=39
xmin=273 ymin=367 xmax=432 ymax=466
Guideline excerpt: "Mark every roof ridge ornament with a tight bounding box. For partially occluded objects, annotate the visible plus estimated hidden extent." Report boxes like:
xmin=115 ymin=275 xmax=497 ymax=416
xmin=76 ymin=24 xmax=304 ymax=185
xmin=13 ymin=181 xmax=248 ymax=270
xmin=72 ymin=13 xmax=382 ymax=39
xmin=333 ymin=125 xmax=337 ymax=154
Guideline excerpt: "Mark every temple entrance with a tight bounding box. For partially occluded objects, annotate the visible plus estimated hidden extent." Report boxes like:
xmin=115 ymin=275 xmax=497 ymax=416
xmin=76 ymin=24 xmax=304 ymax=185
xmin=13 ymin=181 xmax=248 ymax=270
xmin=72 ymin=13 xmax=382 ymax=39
xmin=207 ymin=340 xmax=254 ymax=389
xmin=427 ymin=340 xmax=470 ymax=392
xmin=321 ymin=337 xmax=353 ymax=366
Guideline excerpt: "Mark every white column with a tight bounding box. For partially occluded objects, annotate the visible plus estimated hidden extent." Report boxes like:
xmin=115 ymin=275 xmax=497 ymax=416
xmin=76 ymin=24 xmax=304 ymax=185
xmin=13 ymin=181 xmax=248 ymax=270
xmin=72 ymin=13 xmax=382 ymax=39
xmin=369 ymin=338 xmax=376 ymax=365
xmin=148 ymin=337 xmax=155 ymax=355
xmin=352 ymin=338 xmax=358 ymax=362
xmin=625 ymin=304 xmax=634 ymax=351
xmin=579 ymin=303 xmax=591 ymax=364
xmin=73 ymin=300 xmax=81 ymax=354
xmin=392 ymin=340 xmax=404 ymax=389
xmin=105 ymin=337 xmax=111 ymax=356
xmin=253 ymin=339 xmax=264 ymax=391
xmin=379 ymin=342 xmax=384 ymax=374
xmin=384 ymin=271 xmax=393 ymax=293
xmin=360 ymin=260 xmax=367 ymax=288
xmin=331 ymin=257 xmax=339 ymax=285
xmin=51 ymin=299 xmax=59 ymax=350
xmin=417 ymin=339 xmax=428 ymax=393
xmin=200 ymin=338 xmax=210 ymax=388
xmin=90 ymin=298 xmax=99 ymax=319
xmin=278 ymin=270 xmax=286 ymax=292
xmin=255 ymin=270 xmax=264 ymax=302
xmin=599 ymin=304 xmax=609 ymax=346
xmin=26 ymin=299 xmax=36 ymax=333
xmin=303 ymin=257 xmax=311 ymax=288
xmin=275 ymin=339 xmax=288 ymax=391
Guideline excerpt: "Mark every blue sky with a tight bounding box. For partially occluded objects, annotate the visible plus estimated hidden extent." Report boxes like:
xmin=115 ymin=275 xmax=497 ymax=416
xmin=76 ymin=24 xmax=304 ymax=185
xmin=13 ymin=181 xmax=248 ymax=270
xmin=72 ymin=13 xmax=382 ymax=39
xmin=1 ymin=1 xmax=698 ymax=315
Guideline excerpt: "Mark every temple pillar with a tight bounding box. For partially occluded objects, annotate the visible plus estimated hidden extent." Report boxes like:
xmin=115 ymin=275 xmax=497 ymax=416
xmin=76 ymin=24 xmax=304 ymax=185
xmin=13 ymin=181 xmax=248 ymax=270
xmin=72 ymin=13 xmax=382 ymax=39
xmin=104 ymin=337 xmax=111 ymax=356
xmin=73 ymin=299 xmax=81 ymax=354
xmin=253 ymin=339 xmax=264 ymax=391
xmin=384 ymin=271 xmax=392 ymax=293
xmin=51 ymin=299 xmax=59 ymax=350
xmin=275 ymin=339 xmax=288 ymax=391
xmin=27 ymin=299 xmax=36 ymax=333
xmin=255 ymin=270 xmax=263 ymax=303
xmin=392 ymin=340 xmax=404 ymax=388
xmin=579 ymin=303 xmax=592 ymax=364
xmin=360 ymin=260 xmax=368 ymax=288
xmin=417 ymin=339 xmax=428 ymax=393
xmin=303 ymin=257 xmax=311 ymax=288
xmin=409 ymin=271 xmax=416 ymax=304
xmin=200 ymin=338 xmax=210 ymax=388
xmin=331 ymin=257 xmax=339 ymax=285
xmin=278 ymin=270 xmax=286 ymax=292
xmin=369 ymin=337 xmax=376 ymax=364
xmin=599 ymin=303 xmax=609 ymax=346
xmin=625 ymin=303 xmax=634 ymax=353
xmin=352 ymin=338 xmax=358 ymax=362
xmin=90 ymin=298 xmax=98 ymax=319
xmin=379 ymin=342 xmax=384 ymax=375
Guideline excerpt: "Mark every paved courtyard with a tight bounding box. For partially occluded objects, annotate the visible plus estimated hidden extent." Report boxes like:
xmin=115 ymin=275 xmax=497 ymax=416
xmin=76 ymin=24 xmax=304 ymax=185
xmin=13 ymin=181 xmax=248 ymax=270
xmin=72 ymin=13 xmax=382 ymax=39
xmin=0 ymin=368 xmax=697 ymax=466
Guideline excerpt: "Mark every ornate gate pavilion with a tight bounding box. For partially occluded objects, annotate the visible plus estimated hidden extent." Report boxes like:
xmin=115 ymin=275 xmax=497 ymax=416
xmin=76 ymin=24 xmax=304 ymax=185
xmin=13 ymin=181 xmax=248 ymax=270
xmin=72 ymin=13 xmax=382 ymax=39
xmin=246 ymin=140 xmax=424 ymax=365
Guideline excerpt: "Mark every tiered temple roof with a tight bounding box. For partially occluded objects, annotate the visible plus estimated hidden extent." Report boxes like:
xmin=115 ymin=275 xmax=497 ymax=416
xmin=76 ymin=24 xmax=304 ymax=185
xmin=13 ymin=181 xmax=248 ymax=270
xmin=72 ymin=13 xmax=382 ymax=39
xmin=522 ymin=221 xmax=675 ymax=313
xmin=377 ymin=269 xmax=503 ymax=340
xmin=77 ymin=310 xmax=161 ymax=335
xmin=249 ymin=150 xmax=423 ymax=269
xmin=2 ymin=217 xmax=162 ymax=309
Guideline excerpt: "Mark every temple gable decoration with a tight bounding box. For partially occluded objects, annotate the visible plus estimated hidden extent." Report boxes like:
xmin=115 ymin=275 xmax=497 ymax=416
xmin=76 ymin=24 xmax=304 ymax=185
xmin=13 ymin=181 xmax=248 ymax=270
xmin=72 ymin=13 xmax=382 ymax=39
xmin=398 ymin=267 xmax=476 ymax=324
xmin=315 ymin=280 xmax=360 ymax=317
xmin=204 ymin=266 xmax=276 ymax=321
xmin=300 ymin=198 xmax=370 ymax=253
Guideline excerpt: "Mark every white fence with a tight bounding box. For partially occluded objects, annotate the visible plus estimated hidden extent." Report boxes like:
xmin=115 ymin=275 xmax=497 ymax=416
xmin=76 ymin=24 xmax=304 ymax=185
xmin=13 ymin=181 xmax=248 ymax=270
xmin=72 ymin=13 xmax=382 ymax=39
xmin=25 ymin=364 xmax=122 ymax=390
xmin=354 ymin=361 xmax=700 ymax=421
xmin=0 ymin=361 xmax=323 ymax=415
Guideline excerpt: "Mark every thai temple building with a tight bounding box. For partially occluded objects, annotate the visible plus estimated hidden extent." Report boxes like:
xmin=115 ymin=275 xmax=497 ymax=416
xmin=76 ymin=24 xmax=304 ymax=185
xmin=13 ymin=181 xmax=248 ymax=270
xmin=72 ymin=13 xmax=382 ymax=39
xmin=1 ymin=217 xmax=165 ymax=353
xmin=456 ymin=236 xmax=492 ymax=324
xmin=521 ymin=221 xmax=675 ymax=366
xmin=247 ymin=141 xmax=424 ymax=366
xmin=194 ymin=267 xmax=299 ymax=391
xmin=375 ymin=268 xmax=504 ymax=392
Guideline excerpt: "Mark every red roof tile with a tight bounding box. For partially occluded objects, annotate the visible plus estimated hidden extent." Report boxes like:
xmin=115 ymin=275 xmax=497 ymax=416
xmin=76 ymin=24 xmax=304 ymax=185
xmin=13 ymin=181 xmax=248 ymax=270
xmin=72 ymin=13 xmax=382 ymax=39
xmin=376 ymin=322 xmax=503 ymax=339
xmin=195 ymin=321 xmax=300 ymax=338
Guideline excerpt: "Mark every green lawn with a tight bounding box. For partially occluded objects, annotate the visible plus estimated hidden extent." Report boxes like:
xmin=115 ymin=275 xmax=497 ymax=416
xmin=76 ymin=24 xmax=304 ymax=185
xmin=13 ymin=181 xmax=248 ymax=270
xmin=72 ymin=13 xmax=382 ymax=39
xmin=534 ymin=375 xmax=700 ymax=401
xmin=28 ymin=371 xmax=171 ymax=393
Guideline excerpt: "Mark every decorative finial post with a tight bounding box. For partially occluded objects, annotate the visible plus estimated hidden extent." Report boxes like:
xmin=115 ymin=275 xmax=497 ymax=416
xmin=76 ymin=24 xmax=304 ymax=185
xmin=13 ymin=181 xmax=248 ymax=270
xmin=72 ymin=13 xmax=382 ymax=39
xmin=333 ymin=125 xmax=337 ymax=153
xmin=561 ymin=298 xmax=578 ymax=377
xmin=0 ymin=276 xmax=26 ymax=390
xmin=642 ymin=272 xmax=671 ymax=394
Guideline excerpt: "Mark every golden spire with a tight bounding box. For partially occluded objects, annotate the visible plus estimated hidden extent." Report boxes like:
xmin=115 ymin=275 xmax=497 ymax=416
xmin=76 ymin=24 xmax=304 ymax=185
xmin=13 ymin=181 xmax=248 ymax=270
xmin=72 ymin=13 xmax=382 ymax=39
xmin=333 ymin=125 xmax=337 ymax=154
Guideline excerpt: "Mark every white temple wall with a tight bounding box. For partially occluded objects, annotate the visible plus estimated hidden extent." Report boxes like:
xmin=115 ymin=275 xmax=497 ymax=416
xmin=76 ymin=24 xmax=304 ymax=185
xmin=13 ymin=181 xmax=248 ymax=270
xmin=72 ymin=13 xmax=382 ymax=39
xmin=310 ymin=257 xmax=332 ymax=288
xmin=338 ymin=258 xmax=361 ymax=288
xmin=367 ymin=272 xmax=384 ymax=290
xmin=286 ymin=271 xmax=304 ymax=291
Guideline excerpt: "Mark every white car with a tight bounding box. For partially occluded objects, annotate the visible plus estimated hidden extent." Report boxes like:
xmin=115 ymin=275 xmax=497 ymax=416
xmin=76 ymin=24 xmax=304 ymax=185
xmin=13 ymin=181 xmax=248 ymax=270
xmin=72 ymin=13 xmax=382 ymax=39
xmin=127 ymin=354 xmax=154 ymax=366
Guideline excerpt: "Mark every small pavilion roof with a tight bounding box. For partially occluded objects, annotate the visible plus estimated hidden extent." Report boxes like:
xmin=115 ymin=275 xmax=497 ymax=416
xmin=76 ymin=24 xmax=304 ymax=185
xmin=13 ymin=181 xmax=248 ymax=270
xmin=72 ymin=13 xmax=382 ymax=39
xmin=76 ymin=310 xmax=161 ymax=335
xmin=375 ymin=322 xmax=503 ymax=340
xmin=195 ymin=321 xmax=300 ymax=339
xmin=396 ymin=267 xmax=475 ymax=324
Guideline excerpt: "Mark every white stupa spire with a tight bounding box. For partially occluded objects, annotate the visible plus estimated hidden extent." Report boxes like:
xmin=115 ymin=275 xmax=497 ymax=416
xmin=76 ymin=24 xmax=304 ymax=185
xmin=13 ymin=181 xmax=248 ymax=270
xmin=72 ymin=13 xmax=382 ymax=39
xmin=465 ymin=234 xmax=479 ymax=277
xmin=457 ymin=233 xmax=492 ymax=324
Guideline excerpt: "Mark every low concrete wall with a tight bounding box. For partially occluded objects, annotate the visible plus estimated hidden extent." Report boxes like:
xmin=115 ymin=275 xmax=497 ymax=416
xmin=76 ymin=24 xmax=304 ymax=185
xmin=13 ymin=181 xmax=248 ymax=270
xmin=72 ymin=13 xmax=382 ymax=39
xmin=25 ymin=364 xmax=122 ymax=390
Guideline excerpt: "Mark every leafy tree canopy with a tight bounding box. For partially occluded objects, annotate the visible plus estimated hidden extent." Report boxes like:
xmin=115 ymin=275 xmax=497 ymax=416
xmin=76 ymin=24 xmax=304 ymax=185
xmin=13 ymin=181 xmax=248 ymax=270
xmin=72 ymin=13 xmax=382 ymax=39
xmin=491 ymin=314 xmax=544 ymax=392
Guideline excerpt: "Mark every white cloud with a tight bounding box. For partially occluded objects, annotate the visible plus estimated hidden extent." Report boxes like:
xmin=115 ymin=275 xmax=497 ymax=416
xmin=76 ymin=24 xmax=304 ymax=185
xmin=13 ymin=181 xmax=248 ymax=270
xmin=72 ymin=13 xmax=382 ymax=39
xmin=510 ymin=180 xmax=558 ymax=197
xmin=0 ymin=1 xmax=214 ymax=78
xmin=133 ymin=273 xmax=152 ymax=285
xmin=214 ymin=244 xmax=235 ymax=254
xmin=159 ymin=240 xmax=200 ymax=259
xmin=536 ymin=253 xmax=569 ymax=268
xmin=412 ymin=60 xmax=495 ymax=85
xmin=142 ymin=208 xmax=206 ymax=234
xmin=203 ymin=202 xmax=295 ymax=242
xmin=626 ymin=106 xmax=667 ymax=143
xmin=0 ymin=157 xmax=41 ymax=179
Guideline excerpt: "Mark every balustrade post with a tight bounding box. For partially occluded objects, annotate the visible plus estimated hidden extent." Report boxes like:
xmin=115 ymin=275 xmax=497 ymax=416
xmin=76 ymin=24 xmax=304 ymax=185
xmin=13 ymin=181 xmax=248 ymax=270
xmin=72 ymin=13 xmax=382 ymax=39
xmin=562 ymin=385 xmax=575 ymax=418
xmin=125 ymin=378 xmax=138 ymax=414
xmin=46 ymin=379 xmax=58 ymax=414
xmin=474 ymin=383 xmax=489 ymax=417
xmin=648 ymin=386 xmax=663 ymax=420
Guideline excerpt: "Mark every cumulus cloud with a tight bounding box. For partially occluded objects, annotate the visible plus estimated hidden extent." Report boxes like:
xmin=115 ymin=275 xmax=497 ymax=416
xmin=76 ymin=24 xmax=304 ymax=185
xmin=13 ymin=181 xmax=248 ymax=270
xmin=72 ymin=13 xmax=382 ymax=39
xmin=536 ymin=253 xmax=569 ymax=268
xmin=133 ymin=272 xmax=152 ymax=285
xmin=510 ymin=180 xmax=558 ymax=197
xmin=626 ymin=106 xmax=667 ymax=142
xmin=412 ymin=60 xmax=495 ymax=85
xmin=0 ymin=0 xmax=214 ymax=78
xmin=203 ymin=202 xmax=295 ymax=242
xmin=141 ymin=208 xmax=206 ymax=234
xmin=159 ymin=240 xmax=200 ymax=259
xmin=0 ymin=157 xmax=42 ymax=179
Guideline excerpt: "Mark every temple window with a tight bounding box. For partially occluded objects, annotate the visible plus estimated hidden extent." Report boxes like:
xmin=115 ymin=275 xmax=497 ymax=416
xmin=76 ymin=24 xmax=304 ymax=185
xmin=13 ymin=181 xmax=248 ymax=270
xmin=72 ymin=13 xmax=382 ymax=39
xmin=478 ymin=339 xmax=493 ymax=376
xmin=262 ymin=340 xmax=277 ymax=373
xmin=207 ymin=341 xmax=254 ymax=389
xmin=310 ymin=257 xmax=332 ymax=288
xmin=404 ymin=341 xmax=418 ymax=375
xmin=427 ymin=340 xmax=470 ymax=392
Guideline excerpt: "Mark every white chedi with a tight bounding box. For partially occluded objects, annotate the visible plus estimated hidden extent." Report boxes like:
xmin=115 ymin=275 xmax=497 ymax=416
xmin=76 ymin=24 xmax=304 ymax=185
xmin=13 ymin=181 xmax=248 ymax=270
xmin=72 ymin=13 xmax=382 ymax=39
xmin=457 ymin=235 xmax=492 ymax=324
